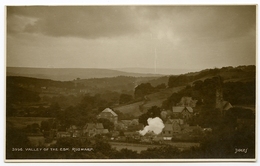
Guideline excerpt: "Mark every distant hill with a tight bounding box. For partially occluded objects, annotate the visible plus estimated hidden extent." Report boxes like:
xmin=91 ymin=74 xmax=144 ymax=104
xmin=6 ymin=67 xmax=162 ymax=81
xmin=74 ymin=76 xmax=164 ymax=94
xmin=6 ymin=75 xmax=162 ymax=96
xmin=115 ymin=67 xmax=200 ymax=75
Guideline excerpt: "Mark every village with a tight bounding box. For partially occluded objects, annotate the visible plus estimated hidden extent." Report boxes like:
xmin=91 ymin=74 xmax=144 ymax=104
xmin=24 ymin=90 xmax=234 ymax=152
xmin=7 ymin=70 xmax=256 ymax=156
xmin=6 ymin=68 xmax=256 ymax=158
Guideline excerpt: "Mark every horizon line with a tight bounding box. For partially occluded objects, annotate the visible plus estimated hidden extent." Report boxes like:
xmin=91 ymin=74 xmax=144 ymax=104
xmin=6 ymin=65 xmax=253 ymax=69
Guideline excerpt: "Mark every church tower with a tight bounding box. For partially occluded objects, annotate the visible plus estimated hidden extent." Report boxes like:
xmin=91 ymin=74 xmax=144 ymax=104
xmin=215 ymin=87 xmax=223 ymax=110
xmin=215 ymin=76 xmax=224 ymax=115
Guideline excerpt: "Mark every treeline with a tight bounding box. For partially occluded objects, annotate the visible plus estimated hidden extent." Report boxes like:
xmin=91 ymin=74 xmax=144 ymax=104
xmin=134 ymin=83 xmax=166 ymax=99
xmin=6 ymin=83 xmax=40 ymax=103
xmin=223 ymin=81 xmax=255 ymax=105
xmin=7 ymin=75 xmax=163 ymax=95
xmin=55 ymin=94 xmax=113 ymax=127
xmin=162 ymin=76 xmax=255 ymax=110
xmin=6 ymin=75 xmax=138 ymax=118
xmin=6 ymin=83 xmax=41 ymax=117
xmin=168 ymin=65 xmax=255 ymax=88
xmin=7 ymin=76 xmax=74 ymax=90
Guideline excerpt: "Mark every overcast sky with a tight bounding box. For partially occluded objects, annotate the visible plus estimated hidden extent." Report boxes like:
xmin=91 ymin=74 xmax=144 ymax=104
xmin=6 ymin=6 xmax=256 ymax=72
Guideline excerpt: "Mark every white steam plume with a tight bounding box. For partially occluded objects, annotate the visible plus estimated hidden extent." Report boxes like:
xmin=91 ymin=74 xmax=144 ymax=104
xmin=139 ymin=117 xmax=165 ymax=136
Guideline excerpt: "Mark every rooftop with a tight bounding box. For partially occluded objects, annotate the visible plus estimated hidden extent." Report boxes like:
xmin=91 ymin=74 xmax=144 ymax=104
xmin=172 ymin=106 xmax=193 ymax=113
xmin=101 ymin=108 xmax=118 ymax=116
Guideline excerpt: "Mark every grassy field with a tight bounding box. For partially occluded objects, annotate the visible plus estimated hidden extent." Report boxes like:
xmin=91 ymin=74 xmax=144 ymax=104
xmin=146 ymin=86 xmax=185 ymax=101
xmin=109 ymin=142 xmax=200 ymax=153
xmin=6 ymin=117 xmax=52 ymax=129
xmin=113 ymin=86 xmax=185 ymax=117
xmin=109 ymin=142 xmax=161 ymax=153
xmin=113 ymin=101 xmax=144 ymax=117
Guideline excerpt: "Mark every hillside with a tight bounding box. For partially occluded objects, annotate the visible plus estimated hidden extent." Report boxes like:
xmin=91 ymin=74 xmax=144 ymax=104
xmin=113 ymin=86 xmax=185 ymax=117
xmin=7 ymin=75 xmax=167 ymax=96
xmin=7 ymin=67 xmax=162 ymax=81
xmin=113 ymin=65 xmax=256 ymax=117
xmin=7 ymin=65 xmax=255 ymax=118
xmin=168 ymin=65 xmax=255 ymax=88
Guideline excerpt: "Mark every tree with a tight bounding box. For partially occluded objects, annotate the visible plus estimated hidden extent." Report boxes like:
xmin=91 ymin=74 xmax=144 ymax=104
xmin=79 ymin=95 xmax=96 ymax=109
xmin=155 ymin=83 xmax=166 ymax=89
xmin=146 ymin=106 xmax=161 ymax=118
xmin=223 ymin=81 xmax=255 ymax=105
xmin=41 ymin=120 xmax=51 ymax=132
xmin=192 ymin=80 xmax=203 ymax=90
xmin=6 ymin=104 xmax=17 ymax=117
xmin=138 ymin=113 xmax=150 ymax=126
xmin=134 ymin=83 xmax=154 ymax=99
xmin=113 ymin=110 xmax=134 ymax=120
xmin=161 ymin=92 xmax=182 ymax=109
xmin=48 ymin=102 xmax=60 ymax=117
xmin=168 ymin=75 xmax=194 ymax=88
xmin=138 ymin=106 xmax=161 ymax=126
xmin=6 ymin=83 xmax=40 ymax=104
xmin=194 ymin=107 xmax=221 ymax=128
xmin=6 ymin=126 xmax=31 ymax=159
xmin=97 ymin=118 xmax=114 ymax=131
xmin=226 ymin=107 xmax=255 ymax=120
xmin=119 ymin=94 xmax=133 ymax=104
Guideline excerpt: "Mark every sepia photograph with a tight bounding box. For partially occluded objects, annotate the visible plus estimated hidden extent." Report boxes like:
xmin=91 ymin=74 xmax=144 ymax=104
xmin=5 ymin=4 xmax=256 ymax=162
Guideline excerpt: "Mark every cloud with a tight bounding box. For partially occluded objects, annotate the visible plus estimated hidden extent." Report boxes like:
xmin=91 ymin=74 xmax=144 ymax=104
xmin=6 ymin=6 xmax=256 ymax=70
xmin=7 ymin=6 xmax=145 ymax=39
xmin=139 ymin=117 xmax=165 ymax=136
xmin=145 ymin=6 xmax=256 ymax=41
xmin=7 ymin=6 xmax=255 ymax=41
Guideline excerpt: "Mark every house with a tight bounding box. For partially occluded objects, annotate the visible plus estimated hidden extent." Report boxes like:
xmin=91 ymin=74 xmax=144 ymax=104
xmin=203 ymin=128 xmax=212 ymax=133
xmin=115 ymin=119 xmax=142 ymax=131
xmin=121 ymin=119 xmax=139 ymax=127
xmin=178 ymin=97 xmax=198 ymax=107
xmin=171 ymin=118 xmax=184 ymax=125
xmin=111 ymin=131 xmax=120 ymax=138
xmin=117 ymin=120 xmax=129 ymax=130
xmin=67 ymin=125 xmax=82 ymax=137
xmin=172 ymin=120 xmax=182 ymax=133
xmin=172 ymin=106 xmax=193 ymax=120
xmin=217 ymin=101 xmax=233 ymax=113
xmin=115 ymin=121 xmax=128 ymax=130
xmin=182 ymin=124 xmax=202 ymax=134
xmin=121 ymin=120 xmax=132 ymax=127
xmin=57 ymin=131 xmax=71 ymax=138
xmin=97 ymin=108 xmax=118 ymax=124
xmin=161 ymin=124 xmax=173 ymax=140
xmin=83 ymin=123 xmax=109 ymax=137
xmin=216 ymin=87 xmax=233 ymax=115
xmin=131 ymin=119 xmax=139 ymax=126
xmin=164 ymin=118 xmax=183 ymax=133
